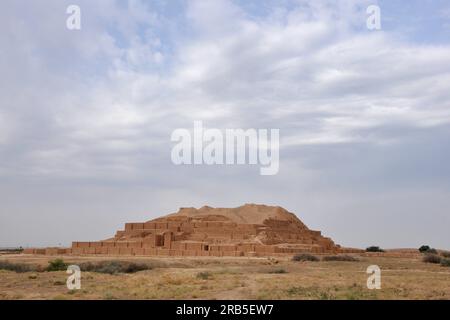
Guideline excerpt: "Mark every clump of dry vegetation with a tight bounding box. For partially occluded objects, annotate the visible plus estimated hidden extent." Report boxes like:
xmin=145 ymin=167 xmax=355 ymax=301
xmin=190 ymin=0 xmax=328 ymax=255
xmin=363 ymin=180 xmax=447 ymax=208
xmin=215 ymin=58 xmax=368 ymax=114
xmin=322 ymin=255 xmax=359 ymax=262
xmin=420 ymin=249 xmax=450 ymax=267
xmin=292 ymin=254 xmax=319 ymax=262
xmin=423 ymin=254 xmax=442 ymax=264
xmin=0 ymin=261 xmax=36 ymax=273
xmin=267 ymin=268 xmax=288 ymax=274
xmin=0 ymin=259 xmax=72 ymax=273
xmin=79 ymin=260 xmax=152 ymax=274
xmin=0 ymin=247 xmax=24 ymax=254
xmin=196 ymin=271 xmax=212 ymax=280
xmin=440 ymin=259 xmax=450 ymax=267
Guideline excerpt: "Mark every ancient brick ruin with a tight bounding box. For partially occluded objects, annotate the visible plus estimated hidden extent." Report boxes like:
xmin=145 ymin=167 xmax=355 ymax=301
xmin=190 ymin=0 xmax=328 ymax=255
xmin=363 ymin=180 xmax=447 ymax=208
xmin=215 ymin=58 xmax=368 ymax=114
xmin=25 ymin=204 xmax=351 ymax=257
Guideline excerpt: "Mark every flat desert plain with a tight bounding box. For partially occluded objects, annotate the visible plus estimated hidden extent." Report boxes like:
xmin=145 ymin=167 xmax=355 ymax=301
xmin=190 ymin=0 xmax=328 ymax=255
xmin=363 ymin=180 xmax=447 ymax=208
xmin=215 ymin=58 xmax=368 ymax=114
xmin=0 ymin=254 xmax=449 ymax=300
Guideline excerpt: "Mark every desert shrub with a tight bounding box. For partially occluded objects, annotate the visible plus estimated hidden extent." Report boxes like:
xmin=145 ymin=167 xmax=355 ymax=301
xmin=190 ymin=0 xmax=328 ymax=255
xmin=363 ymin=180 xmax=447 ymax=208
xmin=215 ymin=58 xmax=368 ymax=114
xmin=79 ymin=261 xmax=151 ymax=274
xmin=366 ymin=246 xmax=384 ymax=253
xmin=292 ymin=254 xmax=319 ymax=262
xmin=422 ymin=254 xmax=442 ymax=264
xmin=77 ymin=261 xmax=95 ymax=272
xmin=0 ymin=261 xmax=36 ymax=273
xmin=96 ymin=261 xmax=123 ymax=275
xmin=440 ymin=251 xmax=450 ymax=258
xmin=419 ymin=245 xmax=438 ymax=254
xmin=46 ymin=259 xmax=68 ymax=272
xmin=196 ymin=271 xmax=212 ymax=280
xmin=80 ymin=261 xmax=115 ymax=272
xmin=322 ymin=255 xmax=359 ymax=262
xmin=121 ymin=262 xmax=150 ymax=273
xmin=440 ymin=258 xmax=450 ymax=267
xmin=268 ymin=268 xmax=287 ymax=274
xmin=0 ymin=247 xmax=24 ymax=254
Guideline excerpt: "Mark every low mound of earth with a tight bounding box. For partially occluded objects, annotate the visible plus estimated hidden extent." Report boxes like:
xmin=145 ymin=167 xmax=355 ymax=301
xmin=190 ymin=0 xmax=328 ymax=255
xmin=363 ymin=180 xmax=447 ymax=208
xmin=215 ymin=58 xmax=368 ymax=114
xmin=24 ymin=204 xmax=364 ymax=257
xmin=167 ymin=204 xmax=308 ymax=226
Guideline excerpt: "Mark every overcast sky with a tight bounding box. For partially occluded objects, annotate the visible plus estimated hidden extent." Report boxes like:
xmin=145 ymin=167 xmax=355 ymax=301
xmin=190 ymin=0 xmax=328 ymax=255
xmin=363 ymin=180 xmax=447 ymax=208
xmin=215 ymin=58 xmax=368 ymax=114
xmin=1 ymin=0 xmax=449 ymax=249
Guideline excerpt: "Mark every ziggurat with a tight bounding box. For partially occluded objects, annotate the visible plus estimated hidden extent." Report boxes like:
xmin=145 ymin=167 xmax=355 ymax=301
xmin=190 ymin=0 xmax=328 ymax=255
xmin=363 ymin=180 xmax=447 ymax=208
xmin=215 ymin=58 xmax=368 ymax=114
xmin=25 ymin=204 xmax=360 ymax=257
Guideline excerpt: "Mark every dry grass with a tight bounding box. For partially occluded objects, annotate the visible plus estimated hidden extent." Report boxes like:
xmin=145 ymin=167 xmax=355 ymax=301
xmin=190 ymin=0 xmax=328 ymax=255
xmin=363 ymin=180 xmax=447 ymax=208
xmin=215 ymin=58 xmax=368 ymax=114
xmin=0 ymin=254 xmax=449 ymax=300
xmin=322 ymin=255 xmax=359 ymax=262
xmin=292 ymin=254 xmax=319 ymax=262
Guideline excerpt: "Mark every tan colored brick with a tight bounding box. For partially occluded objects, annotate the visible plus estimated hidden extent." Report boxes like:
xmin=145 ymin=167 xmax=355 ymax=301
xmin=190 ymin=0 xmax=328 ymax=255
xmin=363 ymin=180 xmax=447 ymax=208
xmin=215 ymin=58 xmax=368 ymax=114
xmin=133 ymin=248 xmax=145 ymax=256
xmin=144 ymin=222 xmax=156 ymax=229
xmin=107 ymin=247 xmax=120 ymax=255
xmin=185 ymin=242 xmax=204 ymax=251
xmin=45 ymin=248 xmax=58 ymax=255
xmin=71 ymin=242 xmax=80 ymax=248
xmin=101 ymin=242 xmax=116 ymax=248
xmin=89 ymin=242 xmax=102 ymax=248
xmin=96 ymin=247 xmax=108 ymax=255
xmin=71 ymin=248 xmax=84 ymax=255
xmin=119 ymin=248 xmax=133 ymax=255
xmin=157 ymin=249 xmax=170 ymax=256
xmin=85 ymin=247 xmax=96 ymax=254
xmin=156 ymin=222 xmax=168 ymax=229
xmin=143 ymin=248 xmax=157 ymax=256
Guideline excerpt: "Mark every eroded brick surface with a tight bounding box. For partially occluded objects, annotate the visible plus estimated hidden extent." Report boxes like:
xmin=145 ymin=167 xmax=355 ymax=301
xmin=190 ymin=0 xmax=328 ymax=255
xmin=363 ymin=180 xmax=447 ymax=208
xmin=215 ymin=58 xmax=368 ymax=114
xmin=26 ymin=204 xmax=365 ymax=257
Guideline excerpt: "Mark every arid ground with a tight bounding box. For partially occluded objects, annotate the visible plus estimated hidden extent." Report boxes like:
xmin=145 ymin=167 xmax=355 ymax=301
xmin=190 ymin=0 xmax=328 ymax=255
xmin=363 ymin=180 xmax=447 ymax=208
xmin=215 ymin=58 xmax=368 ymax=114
xmin=0 ymin=254 xmax=449 ymax=300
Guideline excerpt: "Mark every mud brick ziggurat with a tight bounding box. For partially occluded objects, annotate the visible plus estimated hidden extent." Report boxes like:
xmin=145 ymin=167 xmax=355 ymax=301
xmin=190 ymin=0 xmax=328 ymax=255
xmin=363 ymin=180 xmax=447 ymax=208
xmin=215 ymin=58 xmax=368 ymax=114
xmin=25 ymin=204 xmax=362 ymax=257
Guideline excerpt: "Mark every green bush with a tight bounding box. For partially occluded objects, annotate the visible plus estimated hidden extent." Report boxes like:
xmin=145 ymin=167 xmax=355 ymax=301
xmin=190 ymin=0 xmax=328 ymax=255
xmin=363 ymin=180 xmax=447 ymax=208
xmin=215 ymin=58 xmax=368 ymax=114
xmin=46 ymin=259 xmax=68 ymax=272
xmin=366 ymin=246 xmax=384 ymax=253
xmin=79 ymin=261 xmax=151 ymax=274
xmin=419 ymin=245 xmax=438 ymax=254
xmin=292 ymin=254 xmax=319 ymax=262
xmin=0 ymin=261 xmax=36 ymax=273
xmin=419 ymin=245 xmax=430 ymax=253
xmin=422 ymin=254 xmax=442 ymax=264
xmin=322 ymin=255 xmax=359 ymax=262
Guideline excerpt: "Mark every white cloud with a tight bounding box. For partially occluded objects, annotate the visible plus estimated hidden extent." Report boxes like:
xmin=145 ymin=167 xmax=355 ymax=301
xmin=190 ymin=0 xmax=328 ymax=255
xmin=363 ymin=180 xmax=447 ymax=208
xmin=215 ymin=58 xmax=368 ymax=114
xmin=2 ymin=0 xmax=450 ymax=176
